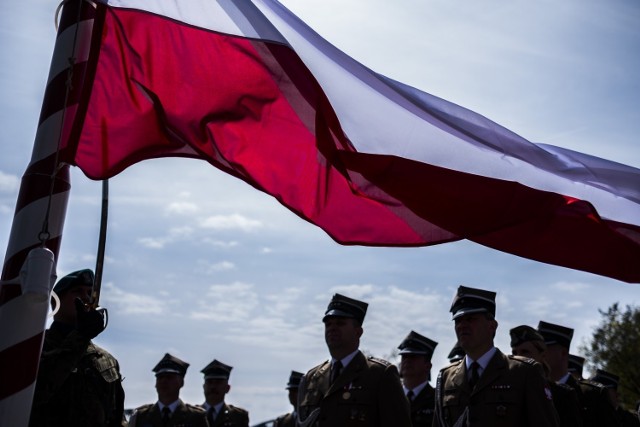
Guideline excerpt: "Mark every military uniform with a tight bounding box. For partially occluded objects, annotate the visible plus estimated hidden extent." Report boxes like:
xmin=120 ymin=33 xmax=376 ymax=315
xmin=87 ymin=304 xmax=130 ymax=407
xmin=434 ymin=349 xmax=559 ymax=426
xmin=273 ymin=371 xmax=303 ymax=427
xmin=408 ymin=384 xmax=436 ymax=427
xmin=200 ymin=359 xmax=249 ymax=427
xmin=549 ymin=381 xmax=583 ymax=427
xmin=565 ymin=375 xmax=617 ymax=427
xmin=128 ymin=400 xmax=209 ymax=427
xmin=273 ymin=412 xmax=295 ymax=427
xmin=30 ymin=269 xmax=126 ymax=427
xmin=298 ymin=350 xmax=412 ymax=426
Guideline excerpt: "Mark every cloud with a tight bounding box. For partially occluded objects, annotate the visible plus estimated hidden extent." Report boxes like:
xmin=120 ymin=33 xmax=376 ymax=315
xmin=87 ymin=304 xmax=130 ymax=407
xmin=0 ymin=171 xmax=19 ymax=193
xmin=165 ymin=201 xmax=199 ymax=215
xmin=138 ymin=226 xmax=195 ymax=249
xmin=199 ymin=214 xmax=263 ymax=231
xmin=190 ymin=281 xmax=259 ymax=321
xmin=197 ymin=259 xmax=236 ymax=274
xmin=100 ymin=283 xmax=168 ymax=315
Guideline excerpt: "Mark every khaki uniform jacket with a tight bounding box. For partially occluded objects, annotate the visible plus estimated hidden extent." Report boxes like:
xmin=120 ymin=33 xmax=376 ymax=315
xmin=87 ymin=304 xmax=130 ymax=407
xmin=433 ymin=349 xmax=559 ymax=427
xmin=409 ymin=384 xmax=436 ymax=427
xmin=273 ymin=412 xmax=295 ymax=427
xmin=129 ymin=400 xmax=209 ymax=427
xmin=297 ymin=350 xmax=412 ymax=427
xmin=202 ymin=403 xmax=249 ymax=427
xmin=566 ymin=375 xmax=617 ymax=427
xmin=549 ymin=381 xmax=583 ymax=427
xmin=29 ymin=322 xmax=126 ymax=427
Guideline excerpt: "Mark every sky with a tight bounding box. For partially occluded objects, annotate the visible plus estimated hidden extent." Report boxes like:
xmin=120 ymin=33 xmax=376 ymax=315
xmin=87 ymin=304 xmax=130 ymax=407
xmin=1 ymin=0 xmax=640 ymax=424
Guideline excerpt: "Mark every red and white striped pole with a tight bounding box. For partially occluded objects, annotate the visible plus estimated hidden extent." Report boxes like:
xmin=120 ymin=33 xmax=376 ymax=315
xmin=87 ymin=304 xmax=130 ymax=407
xmin=0 ymin=1 xmax=98 ymax=425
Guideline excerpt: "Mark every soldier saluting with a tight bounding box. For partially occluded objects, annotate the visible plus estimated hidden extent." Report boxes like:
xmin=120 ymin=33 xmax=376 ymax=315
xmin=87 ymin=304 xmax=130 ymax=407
xmin=297 ymin=293 xmax=411 ymax=427
xmin=433 ymin=285 xmax=559 ymax=427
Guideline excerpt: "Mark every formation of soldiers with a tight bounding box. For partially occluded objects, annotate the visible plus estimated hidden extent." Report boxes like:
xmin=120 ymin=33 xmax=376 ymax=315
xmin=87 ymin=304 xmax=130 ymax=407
xmin=31 ymin=270 xmax=640 ymax=427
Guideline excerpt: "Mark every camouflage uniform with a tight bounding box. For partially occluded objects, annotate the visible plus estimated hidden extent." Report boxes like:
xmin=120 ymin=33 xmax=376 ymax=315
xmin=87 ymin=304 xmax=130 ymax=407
xmin=29 ymin=321 xmax=126 ymax=427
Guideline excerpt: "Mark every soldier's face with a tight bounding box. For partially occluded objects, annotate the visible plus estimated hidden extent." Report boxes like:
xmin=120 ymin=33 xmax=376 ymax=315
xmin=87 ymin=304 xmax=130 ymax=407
xmin=203 ymin=378 xmax=230 ymax=405
xmin=54 ymin=285 xmax=92 ymax=324
xmin=511 ymin=341 xmax=545 ymax=363
xmin=544 ymin=344 xmax=566 ymax=372
xmin=155 ymin=373 xmax=184 ymax=399
xmin=399 ymin=354 xmax=431 ymax=380
xmin=324 ymin=316 xmax=362 ymax=357
xmin=454 ymin=313 xmax=497 ymax=354
xmin=287 ymin=388 xmax=299 ymax=408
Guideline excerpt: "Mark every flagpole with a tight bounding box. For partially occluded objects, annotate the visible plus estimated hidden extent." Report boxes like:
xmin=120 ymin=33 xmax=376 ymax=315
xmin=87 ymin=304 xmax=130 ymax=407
xmin=0 ymin=1 xmax=98 ymax=425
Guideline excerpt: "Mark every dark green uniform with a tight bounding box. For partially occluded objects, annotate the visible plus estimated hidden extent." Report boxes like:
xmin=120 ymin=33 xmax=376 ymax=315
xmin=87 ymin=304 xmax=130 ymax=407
xmin=29 ymin=321 xmax=126 ymax=427
xmin=433 ymin=349 xmax=559 ymax=427
xmin=129 ymin=400 xmax=208 ymax=427
xmin=273 ymin=412 xmax=295 ymax=427
xmin=202 ymin=403 xmax=249 ymax=427
xmin=549 ymin=381 xmax=583 ymax=427
xmin=566 ymin=375 xmax=617 ymax=427
xmin=409 ymin=384 xmax=436 ymax=427
xmin=297 ymin=351 xmax=412 ymax=427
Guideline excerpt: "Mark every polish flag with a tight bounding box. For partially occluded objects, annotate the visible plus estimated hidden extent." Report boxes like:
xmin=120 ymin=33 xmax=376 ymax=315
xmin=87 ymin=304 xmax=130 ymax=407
xmin=60 ymin=0 xmax=640 ymax=282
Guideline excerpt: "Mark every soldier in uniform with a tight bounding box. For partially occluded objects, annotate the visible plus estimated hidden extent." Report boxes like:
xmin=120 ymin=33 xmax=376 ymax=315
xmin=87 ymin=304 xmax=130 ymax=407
xmin=129 ymin=353 xmax=208 ymax=427
xmin=397 ymin=330 xmax=438 ymax=427
xmin=568 ymin=354 xmax=586 ymax=380
xmin=199 ymin=359 xmax=249 ymax=427
xmin=29 ymin=269 xmax=126 ymax=427
xmin=273 ymin=371 xmax=304 ymax=427
xmin=591 ymin=369 xmax=640 ymax=427
xmin=538 ymin=321 xmax=617 ymax=427
xmin=509 ymin=324 xmax=583 ymax=427
xmin=296 ymin=293 xmax=412 ymax=427
xmin=433 ymin=285 xmax=559 ymax=427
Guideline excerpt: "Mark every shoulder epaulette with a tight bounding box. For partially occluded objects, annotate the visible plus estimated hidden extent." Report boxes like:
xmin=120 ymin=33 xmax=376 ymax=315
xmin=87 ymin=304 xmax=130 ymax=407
xmin=185 ymin=403 xmax=206 ymax=412
xmin=554 ymin=382 xmax=575 ymax=391
xmin=367 ymin=356 xmax=392 ymax=367
xmin=442 ymin=359 xmax=463 ymax=371
xmin=508 ymin=354 xmax=537 ymax=365
xmin=135 ymin=403 xmax=154 ymax=412
xmin=580 ymin=379 xmax=606 ymax=389
xmin=228 ymin=404 xmax=249 ymax=414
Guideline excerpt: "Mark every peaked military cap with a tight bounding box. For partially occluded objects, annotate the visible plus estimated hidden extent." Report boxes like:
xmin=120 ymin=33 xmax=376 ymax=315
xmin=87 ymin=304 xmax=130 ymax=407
xmin=537 ymin=321 xmax=574 ymax=348
xmin=509 ymin=325 xmax=545 ymax=348
xmin=286 ymin=371 xmax=304 ymax=389
xmin=153 ymin=353 xmax=189 ymax=376
xmin=568 ymin=354 xmax=585 ymax=376
xmin=53 ymin=269 xmax=94 ymax=295
xmin=397 ymin=330 xmax=438 ymax=358
xmin=449 ymin=285 xmax=496 ymax=320
xmin=591 ymin=369 xmax=619 ymax=389
xmin=322 ymin=293 xmax=368 ymax=324
xmin=447 ymin=343 xmax=465 ymax=363
xmin=201 ymin=359 xmax=233 ymax=380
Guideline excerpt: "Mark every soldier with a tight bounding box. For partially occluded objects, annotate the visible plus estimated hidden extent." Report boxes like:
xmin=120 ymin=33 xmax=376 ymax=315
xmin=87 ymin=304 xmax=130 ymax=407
xmin=397 ymin=330 xmax=438 ymax=427
xmin=297 ymin=293 xmax=412 ymax=426
xmin=273 ymin=371 xmax=304 ymax=427
xmin=538 ymin=321 xmax=617 ymax=427
xmin=29 ymin=269 xmax=126 ymax=427
xmin=509 ymin=325 xmax=582 ymax=427
xmin=200 ymin=359 xmax=249 ymax=427
xmin=433 ymin=285 xmax=559 ymax=427
xmin=446 ymin=342 xmax=465 ymax=364
xmin=129 ymin=353 xmax=208 ymax=427
xmin=591 ymin=369 xmax=640 ymax=427
xmin=568 ymin=354 xmax=586 ymax=380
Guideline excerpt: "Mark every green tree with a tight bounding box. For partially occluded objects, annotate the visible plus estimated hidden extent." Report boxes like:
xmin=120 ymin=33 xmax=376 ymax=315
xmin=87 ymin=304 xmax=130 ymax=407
xmin=580 ymin=303 xmax=640 ymax=410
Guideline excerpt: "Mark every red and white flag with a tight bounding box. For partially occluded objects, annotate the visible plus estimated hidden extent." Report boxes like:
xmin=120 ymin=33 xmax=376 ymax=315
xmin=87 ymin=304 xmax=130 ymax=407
xmin=60 ymin=0 xmax=640 ymax=282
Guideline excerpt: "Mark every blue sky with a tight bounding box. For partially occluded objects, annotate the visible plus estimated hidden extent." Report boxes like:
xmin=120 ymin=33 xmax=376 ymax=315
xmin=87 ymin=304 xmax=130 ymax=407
xmin=1 ymin=0 xmax=639 ymax=424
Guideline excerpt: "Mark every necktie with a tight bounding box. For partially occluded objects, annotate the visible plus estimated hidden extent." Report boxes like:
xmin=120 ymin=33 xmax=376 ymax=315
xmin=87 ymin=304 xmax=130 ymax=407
xmin=207 ymin=407 xmax=216 ymax=426
xmin=468 ymin=361 xmax=480 ymax=389
xmin=331 ymin=360 xmax=343 ymax=384
xmin=407 ymin=390 xmax=415 ymax=401
xmin=162 ymin=406 xmax=171 ymax=426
